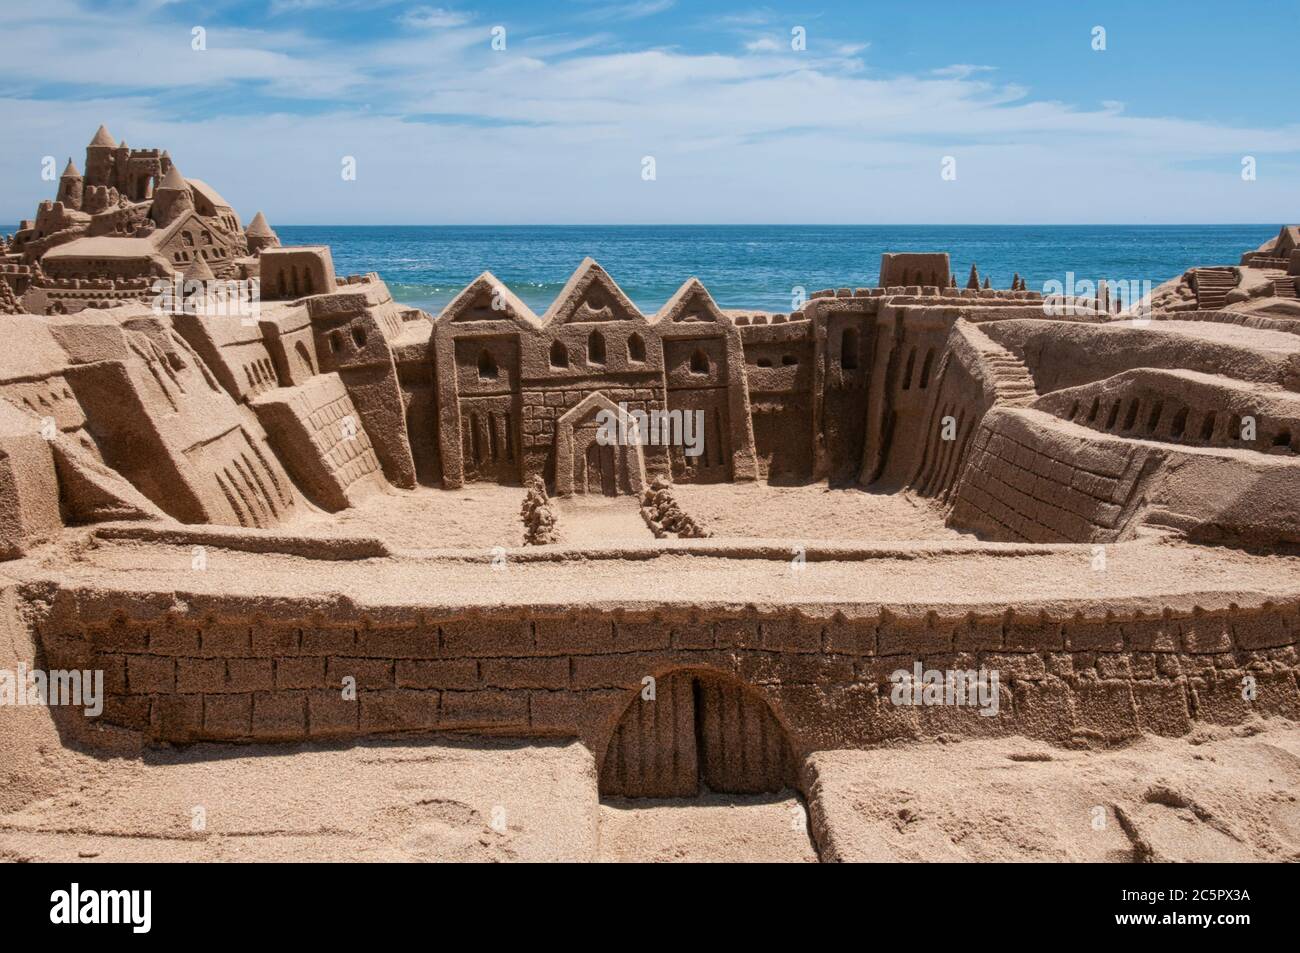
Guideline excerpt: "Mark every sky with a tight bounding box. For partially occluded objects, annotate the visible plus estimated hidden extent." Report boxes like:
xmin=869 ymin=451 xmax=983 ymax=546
xmin=1 ymin=0 xmax=1298 ymax=225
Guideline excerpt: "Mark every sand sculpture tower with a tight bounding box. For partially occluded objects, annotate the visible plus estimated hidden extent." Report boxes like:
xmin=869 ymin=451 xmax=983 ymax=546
xmin=245 ymin=211 xmax=281 ymax=254
xmin=84 ymin=125 xmax=117 ymax=187
xmin=151 ymin=164 xmax=193 ymax=228
xmin=56 ymin=159 xmax=83 ymax=211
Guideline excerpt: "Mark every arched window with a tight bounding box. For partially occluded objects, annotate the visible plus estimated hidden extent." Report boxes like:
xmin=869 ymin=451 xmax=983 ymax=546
xmin=478 ymin=348 xmax=499 ymax=380
xmin=351 ymin=326 xmax=366 ymax=348
xmin=627 ymin=333 xmax=646 ymax=363
xmin=588 ymin=330 xmax=606 ymax=366
xmin=901 ymin=347 xmax=917 ymax=390
xmin=690 ymin=348 xmax=709 ymax=374
xmin=840 ymin=327 xmax=859 ymax=370
xmin=549 ymin=340 xmax=568 ymax=368
xmin=295 ymin=341 xmax=315 ymax=374
xmin=1170 ymin=406 xmax=1188 ymax=438
xmin=918 ymin=349 xmax=935 ymax=388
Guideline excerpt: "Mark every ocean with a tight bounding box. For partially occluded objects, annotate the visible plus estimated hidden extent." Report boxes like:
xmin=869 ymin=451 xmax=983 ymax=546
xmin=277 ymin=224 xmax=1274 ymax=315
xmin=8 ymin=223 xmax=1276 ymax=315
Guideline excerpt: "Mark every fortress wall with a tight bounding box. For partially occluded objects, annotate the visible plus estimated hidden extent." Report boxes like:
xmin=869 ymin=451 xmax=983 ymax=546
xmin=909 ymin=324 xmax=992 ymax=501
xmin=983 ymin=319 xmax=1300 ymax=394
xmin=739 ymin=320 xmax=816 ymax=481
xmin=860 ymin=305 xmax=962 ymax=487
xmin=250 ymin=374 xmax=386 ymax=511
xmin=30 ymin=589 xmax=1300 ymax=769
xmin=392 ymin=339 xmax=440 ymax=485
xmin=950 ymin=407 xmax=1154 ymax=544
xmin=308 ymin=297 xmax=417 ymax=488
xmin=1034 ymin=369 xmax=1300 ymax=455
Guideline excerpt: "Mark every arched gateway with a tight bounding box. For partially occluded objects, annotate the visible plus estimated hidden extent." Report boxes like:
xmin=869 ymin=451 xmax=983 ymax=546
xmin=599 ymin=669 xmax=797 ymax=798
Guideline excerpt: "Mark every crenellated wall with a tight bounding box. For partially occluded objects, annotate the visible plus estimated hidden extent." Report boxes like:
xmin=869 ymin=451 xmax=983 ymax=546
xmin=28 ymin=587 xmax=1300 ymax=795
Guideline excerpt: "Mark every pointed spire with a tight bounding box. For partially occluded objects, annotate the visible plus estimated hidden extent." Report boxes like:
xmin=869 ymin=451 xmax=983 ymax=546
xmin=246 ymin=211 xmax=275 ymax=237
xmin=183 ymin=256 xmax=215 ymax=281
xmin=158 ymin=164 xmax=187 ymax=191
xmin=89 ymin=124 xmax=116 ymax=148
xmin=1011 ymin=272 xmax=1021 ymax=291
xmin=982 ymin=276 xmax=991 ymax=290
xmin=61 ymin=157 xmax=80 ymax=178
xmin=966 ymin=263 xmax=980 ymax=290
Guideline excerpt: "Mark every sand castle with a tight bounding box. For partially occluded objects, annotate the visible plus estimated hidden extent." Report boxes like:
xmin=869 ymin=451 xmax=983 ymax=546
xmin=2 ymin=131 xmax=1299 ymax=856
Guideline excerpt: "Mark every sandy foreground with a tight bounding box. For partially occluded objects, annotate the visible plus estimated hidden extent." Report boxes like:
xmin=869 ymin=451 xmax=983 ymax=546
xmin=1 ymin=721 xmax=1296 ymax=863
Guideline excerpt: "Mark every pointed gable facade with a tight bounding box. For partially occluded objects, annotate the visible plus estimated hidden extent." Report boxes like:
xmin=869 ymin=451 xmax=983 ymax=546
xmin=431 ymin=261 xmax=758 ymax=490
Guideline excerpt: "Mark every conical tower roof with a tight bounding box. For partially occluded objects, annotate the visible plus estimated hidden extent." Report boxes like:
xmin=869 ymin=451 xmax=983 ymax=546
xmin=89 ymin=124 xmax=116 ymax=148
xmin=61 ymin=157 xmax=81 ymax=178
xmin=158 ymin=164 xmax=187 ymax=191
xmin=183 ymin=256 xmax=215 ymax=280
xmin=245 ymin=211 xmax=276 ymax=237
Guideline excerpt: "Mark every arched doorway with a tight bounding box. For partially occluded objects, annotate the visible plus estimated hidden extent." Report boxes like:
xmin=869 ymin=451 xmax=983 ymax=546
xmin=599 ymin=670 xmax=797 ymax=798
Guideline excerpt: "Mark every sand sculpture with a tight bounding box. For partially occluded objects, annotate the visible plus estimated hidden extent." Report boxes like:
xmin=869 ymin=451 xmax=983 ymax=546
xmin=2 ymin=131 xmax=1299 ymax=842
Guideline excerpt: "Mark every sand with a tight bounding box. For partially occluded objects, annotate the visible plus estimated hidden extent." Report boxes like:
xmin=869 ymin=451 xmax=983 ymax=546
xmin=26 ymin=531 xmax=1299 ymax=617
xmin=598 ymin=791 xmax=818 ymax=862
xmin=0 ymin=737 xmax=600 ymax=862
xmin=807 ymin=723 xmax=1300 ymax=862
xmin=292 ymin=484 xmax=529 ymax=552
xmin=4 ymin=723 xmax=1296 ymax=862
xmin=670 ymin=483 xmax=964 ymax=542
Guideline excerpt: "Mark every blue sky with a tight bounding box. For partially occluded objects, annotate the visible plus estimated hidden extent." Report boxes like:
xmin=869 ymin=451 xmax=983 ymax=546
xmin=1 ymin=0 xmax=1297 ymax=224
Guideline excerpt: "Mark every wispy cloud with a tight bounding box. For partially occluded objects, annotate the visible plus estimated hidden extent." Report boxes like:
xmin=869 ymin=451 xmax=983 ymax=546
xmin=587 ymin=0 xmax=676 ymax=21
xmin=397 ymin=6 xmax=471 ymax=30
xmin=932 ymin=64 xmax=997 ymax=79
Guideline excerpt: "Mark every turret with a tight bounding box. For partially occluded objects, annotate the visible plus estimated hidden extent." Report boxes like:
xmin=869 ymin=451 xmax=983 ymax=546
xmin=244 ymin=211 xmax=281 ymax=254
xmin=56 ymin=158 xmax=83 ymax=211
xmin=85 ymin=124 xmax=116 ymax=187
xmin=152 ymin=164 xmax=193 ymax=228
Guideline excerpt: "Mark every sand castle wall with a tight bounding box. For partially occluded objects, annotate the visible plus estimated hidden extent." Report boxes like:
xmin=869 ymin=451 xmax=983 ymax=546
xmin=28 ymin=588 xmax=1300 ymax=795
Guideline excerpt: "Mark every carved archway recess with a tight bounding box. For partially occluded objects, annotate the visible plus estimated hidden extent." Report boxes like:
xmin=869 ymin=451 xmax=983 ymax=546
xmin=553 ymin=391 xmax=647 ymax=497
xmin=599 ymin=669 xmax=797 ymax=798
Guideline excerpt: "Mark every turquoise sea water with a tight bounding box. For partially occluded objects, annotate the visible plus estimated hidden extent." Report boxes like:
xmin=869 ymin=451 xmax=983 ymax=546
xmin=8 ymin=223 xmax=1275 ymax=315
xmin=277 ymin=224 xmax=1275 ymax=315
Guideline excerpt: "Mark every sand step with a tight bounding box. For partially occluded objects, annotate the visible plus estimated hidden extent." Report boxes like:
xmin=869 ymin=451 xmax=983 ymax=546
xmin=1191 ymin=268 xmax=1237 ymax=309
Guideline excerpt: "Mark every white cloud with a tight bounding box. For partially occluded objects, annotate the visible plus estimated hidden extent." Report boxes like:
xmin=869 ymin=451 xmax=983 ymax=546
xmin=0 ymin=2 xmax=1297 ymax=225
xmin=398 ymin=6 xmax=470 ymax=30
xmin=932 ymin=64 xmax=997 ymax=79
xmin=744 ymin=37 xmax=781 ymax=53
xmin=587 ymin=0 xmax=676 ymax=21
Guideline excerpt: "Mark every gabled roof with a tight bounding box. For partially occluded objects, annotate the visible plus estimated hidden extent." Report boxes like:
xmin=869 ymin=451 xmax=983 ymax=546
xmin=187 ymin=178 xmax=235 ymax=213
xmin=434 ymin=271 xmax=539 ymax=331
xmin=540 ymin=258 xmax=645 ymax=327
xmin=652 ymin=276 xmax=732 ymax=327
